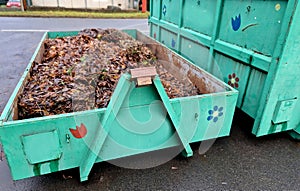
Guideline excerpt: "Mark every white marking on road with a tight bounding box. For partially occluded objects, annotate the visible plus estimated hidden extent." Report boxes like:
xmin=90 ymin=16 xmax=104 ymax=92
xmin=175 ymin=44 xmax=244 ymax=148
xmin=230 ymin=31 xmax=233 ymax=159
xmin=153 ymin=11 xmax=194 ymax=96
xmin=0 ymin=29 xmax=49 ymax=32
xmin=0 ymin=29 xmax=149 ymax=34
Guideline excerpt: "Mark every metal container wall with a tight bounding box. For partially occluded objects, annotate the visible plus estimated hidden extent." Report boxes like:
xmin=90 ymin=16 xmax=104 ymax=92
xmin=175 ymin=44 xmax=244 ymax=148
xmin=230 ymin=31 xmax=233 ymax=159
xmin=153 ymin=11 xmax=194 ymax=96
xmin=0 ymin=30 xmax=238 ymax=181
xmin=149 ymin=0 xmax=300 ymax=137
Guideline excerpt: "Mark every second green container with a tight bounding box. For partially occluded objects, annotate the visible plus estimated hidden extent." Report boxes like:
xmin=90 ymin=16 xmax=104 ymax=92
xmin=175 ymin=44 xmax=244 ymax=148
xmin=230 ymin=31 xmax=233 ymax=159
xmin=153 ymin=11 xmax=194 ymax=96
xmin=149 ymin=0 xmax=300 ymax=138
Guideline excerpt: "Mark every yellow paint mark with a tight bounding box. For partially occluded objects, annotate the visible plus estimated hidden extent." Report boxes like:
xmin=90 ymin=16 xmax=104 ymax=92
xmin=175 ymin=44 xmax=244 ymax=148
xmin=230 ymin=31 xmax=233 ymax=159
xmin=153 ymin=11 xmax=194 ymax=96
xmin=275 ymin=4 xmax=281 ymax=11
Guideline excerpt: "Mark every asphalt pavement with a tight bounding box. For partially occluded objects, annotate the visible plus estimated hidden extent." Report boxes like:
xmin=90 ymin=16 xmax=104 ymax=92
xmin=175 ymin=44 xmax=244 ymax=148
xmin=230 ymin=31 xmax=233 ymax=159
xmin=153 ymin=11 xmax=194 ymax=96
xmin=0 ymin=17 xmax=299 ymax=191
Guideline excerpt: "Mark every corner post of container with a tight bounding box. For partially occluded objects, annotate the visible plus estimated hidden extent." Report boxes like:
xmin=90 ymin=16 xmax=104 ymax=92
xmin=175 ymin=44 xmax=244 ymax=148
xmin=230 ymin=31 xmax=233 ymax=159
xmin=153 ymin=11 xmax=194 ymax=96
xmin=176 ymin=0 xmax=184 ymax=53
xmin=251 ymin=0 xmax=300 ymax=136
xmin=157 ymin=0 xmax=162 ymax=42
xmin=208 ymin=0 xmax=224 ymax=73
xmin=149 ymin=0 xmax=153 ymax=37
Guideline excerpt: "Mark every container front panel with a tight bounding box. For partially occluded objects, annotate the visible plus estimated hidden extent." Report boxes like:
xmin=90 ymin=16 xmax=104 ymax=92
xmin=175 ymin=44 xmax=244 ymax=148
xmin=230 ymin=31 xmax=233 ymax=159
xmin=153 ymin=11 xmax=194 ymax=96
xmin=212 ymin=53 xmax=250 ymax=108
xmin=160 ymin=0 xmax=180 ymax=25
xmin=1 ymin=107 xmax=179 ymax=180
xmin=179 ymin=36 xmax=210 ymax=71
xmin=1 ymin=91 xmax=238 ymax=180
xmin=182 ymin=0 xmax=217 ymax=36
xmin=218 ymin=0 xmax=287 ymax=56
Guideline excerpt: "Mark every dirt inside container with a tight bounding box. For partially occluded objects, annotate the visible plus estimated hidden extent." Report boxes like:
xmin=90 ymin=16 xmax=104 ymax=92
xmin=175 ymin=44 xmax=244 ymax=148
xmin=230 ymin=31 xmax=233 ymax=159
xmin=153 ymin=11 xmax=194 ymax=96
xmin=18 ymin=29 xmax=200 ymax=119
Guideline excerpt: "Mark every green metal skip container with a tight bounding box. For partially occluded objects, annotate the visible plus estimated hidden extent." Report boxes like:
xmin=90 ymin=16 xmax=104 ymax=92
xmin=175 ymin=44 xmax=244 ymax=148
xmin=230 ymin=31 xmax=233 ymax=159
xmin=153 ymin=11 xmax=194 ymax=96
xmin=0 ymin=30 xmax=238 ymax=181
xmin=149 ymin=0 xmax=300 ymax=137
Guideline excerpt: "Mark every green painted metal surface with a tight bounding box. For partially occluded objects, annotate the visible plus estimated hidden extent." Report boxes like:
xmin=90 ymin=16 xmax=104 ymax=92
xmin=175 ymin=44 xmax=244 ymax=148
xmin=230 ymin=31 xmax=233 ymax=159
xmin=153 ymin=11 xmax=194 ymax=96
xmin=0 ymin=30 xmax=238 ymax=181
xmin=47 ymin=31 xmax=79 ymax=38
xmin=22 ymin=130 xmax=62 ymax=164
xmin=153 ymin=76 xmax=194 ymax=157
xmin=79 ymin=74 xmax=132 ymax=181
xmin=149 ymin=0 xmax=300 ymax=137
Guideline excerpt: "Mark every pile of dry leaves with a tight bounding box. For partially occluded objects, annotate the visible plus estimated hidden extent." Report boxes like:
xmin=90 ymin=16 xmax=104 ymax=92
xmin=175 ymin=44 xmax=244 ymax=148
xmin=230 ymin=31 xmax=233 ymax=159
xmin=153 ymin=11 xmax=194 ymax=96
xmin=18 ymin=29 xmax=200 ymax=119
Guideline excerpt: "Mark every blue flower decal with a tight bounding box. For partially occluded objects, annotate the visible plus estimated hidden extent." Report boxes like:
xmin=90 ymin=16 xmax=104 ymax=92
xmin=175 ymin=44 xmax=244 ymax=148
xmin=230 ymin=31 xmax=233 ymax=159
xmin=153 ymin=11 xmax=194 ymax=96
xmin=207 ymin=106 xmax=224 ymax=123
xmin=162 ymin=5 xmax=167 ymax=16
xmin=231 ymin=14 xmax=241 ymax=31
xmin=171 ymin=38 xmax=176 ymax=48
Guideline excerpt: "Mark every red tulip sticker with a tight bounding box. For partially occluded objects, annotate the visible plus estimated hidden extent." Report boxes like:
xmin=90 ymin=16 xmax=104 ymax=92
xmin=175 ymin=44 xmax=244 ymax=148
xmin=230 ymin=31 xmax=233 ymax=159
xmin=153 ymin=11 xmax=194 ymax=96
xmin=69 ymin=123 xmax=87 ymax=139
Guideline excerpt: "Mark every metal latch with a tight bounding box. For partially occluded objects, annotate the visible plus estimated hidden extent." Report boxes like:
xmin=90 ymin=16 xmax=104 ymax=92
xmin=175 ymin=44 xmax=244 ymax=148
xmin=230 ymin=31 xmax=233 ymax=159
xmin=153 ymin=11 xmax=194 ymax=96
xmin=272 ymin=98 xmax=297 ymax=124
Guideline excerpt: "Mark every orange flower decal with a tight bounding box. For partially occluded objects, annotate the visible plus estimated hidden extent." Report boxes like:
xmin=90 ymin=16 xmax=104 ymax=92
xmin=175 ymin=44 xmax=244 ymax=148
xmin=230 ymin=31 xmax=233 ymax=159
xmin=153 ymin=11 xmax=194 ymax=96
xmin=69 ymin=123 xmax=87 ymax=139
